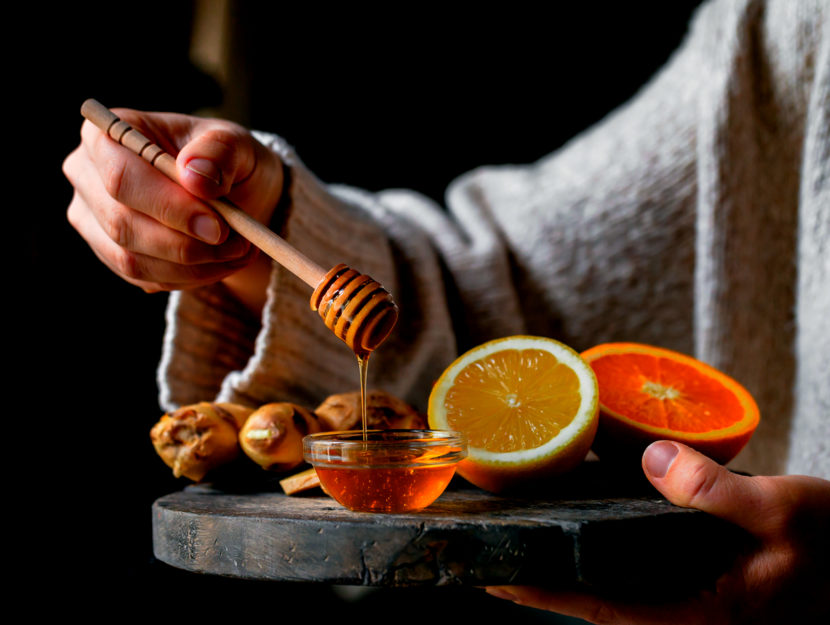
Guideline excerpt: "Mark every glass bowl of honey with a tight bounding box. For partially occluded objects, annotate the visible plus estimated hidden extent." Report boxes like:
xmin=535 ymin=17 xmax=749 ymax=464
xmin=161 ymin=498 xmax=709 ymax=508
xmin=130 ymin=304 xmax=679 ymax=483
xmin=303 ymin=429 xmax=467 ymax=513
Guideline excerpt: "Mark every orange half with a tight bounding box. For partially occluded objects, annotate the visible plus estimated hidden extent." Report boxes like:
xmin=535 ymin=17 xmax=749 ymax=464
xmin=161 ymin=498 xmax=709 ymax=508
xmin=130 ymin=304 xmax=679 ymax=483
xmin=580 ymin=343 xmax=760 ymax=465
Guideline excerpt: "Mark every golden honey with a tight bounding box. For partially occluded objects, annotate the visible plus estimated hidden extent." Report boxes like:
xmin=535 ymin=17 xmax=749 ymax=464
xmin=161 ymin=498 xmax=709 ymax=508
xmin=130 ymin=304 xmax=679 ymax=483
xmin=303 ymin=278 xmax=463 ymax=512
xmin=304 ymin=430 xmax=467 ymax=513
xmin=315 ymin=464 xmax=458 ymax=513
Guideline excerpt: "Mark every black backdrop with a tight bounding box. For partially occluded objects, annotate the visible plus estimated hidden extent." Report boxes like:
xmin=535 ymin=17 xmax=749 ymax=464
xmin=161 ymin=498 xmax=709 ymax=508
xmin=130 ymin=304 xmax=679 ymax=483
xmin=18 ymin=1 xmax=702 ymax=620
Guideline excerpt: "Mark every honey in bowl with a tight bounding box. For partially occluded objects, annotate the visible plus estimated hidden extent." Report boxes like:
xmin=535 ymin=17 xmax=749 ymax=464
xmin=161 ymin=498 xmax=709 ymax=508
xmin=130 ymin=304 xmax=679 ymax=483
xmin=303 ymin=430 xmax=467 ymax=513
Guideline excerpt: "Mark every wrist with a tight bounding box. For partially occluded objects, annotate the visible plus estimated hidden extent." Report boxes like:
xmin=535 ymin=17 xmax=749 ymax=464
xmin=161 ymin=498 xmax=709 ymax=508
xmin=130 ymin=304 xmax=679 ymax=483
xmin=221 ymin=252 xmax=273 ymax=319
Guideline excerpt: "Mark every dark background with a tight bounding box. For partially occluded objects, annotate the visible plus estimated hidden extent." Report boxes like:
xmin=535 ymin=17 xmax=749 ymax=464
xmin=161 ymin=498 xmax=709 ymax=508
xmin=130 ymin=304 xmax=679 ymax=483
xmin=17 ymin=1 xmax=702 ymax=619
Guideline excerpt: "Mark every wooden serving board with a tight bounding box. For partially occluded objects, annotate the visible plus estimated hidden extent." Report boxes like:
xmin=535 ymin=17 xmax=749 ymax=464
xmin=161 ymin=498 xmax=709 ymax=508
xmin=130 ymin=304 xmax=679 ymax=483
xmin=152 ymin=462 xmax=744 ymax=597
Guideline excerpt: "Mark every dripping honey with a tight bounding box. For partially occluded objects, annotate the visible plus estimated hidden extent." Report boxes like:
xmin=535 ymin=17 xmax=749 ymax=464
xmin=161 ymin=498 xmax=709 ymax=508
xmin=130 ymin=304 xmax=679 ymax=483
xmin=357 ymin=354 xmax=370 ymax=439
xmin=314 ymin=327 xmax=460 ymax=512
xmin=305 ymin=266 xmax=466 ymax=512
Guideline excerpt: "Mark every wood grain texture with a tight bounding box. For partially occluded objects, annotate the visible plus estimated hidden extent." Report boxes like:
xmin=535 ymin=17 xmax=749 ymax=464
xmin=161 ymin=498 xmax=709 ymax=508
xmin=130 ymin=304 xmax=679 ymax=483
xmin=152 ymin=463 xmax=745 ymax=596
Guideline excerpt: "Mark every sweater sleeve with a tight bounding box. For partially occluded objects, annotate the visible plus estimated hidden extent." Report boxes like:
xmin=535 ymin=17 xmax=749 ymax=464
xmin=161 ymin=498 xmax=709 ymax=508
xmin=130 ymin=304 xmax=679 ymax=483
xmin=157 ymin=132 xmax=463 ymax=412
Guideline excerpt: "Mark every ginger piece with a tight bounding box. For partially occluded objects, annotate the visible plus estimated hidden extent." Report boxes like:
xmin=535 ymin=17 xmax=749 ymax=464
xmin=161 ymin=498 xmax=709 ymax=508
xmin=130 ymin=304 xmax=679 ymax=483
xmin=150 ymin=401 xmax=255 ymax=482
xmin=279 ymin=467 xmax=323 ymax=495
xmin=239 ymin=403 xmax=321 ymax=472
xmin=314 ymin=389 xmax=426 ymax=432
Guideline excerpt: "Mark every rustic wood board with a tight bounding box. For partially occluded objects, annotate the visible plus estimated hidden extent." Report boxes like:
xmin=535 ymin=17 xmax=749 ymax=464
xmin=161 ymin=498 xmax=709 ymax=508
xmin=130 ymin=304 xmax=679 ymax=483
xmin=152 ymin=462 xmax=744 ymax=596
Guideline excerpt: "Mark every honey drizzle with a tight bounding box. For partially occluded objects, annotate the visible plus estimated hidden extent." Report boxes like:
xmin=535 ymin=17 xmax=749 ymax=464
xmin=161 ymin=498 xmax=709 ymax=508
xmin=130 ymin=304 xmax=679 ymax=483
xmin=357 ymin=353 xmax=370 ymax=441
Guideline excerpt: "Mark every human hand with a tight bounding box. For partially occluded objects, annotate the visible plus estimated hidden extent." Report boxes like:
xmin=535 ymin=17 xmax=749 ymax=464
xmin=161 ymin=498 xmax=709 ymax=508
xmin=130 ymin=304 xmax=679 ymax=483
xmin=485 ymin=441 xmax=830 ymax=624
xmin=63 ymin=108 xmax=284 ymax=293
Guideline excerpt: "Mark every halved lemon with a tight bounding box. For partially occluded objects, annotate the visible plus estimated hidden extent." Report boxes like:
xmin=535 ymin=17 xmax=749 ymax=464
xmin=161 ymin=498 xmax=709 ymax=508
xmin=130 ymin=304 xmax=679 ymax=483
xmin=428 ymin=335 xmax=599 ymax=493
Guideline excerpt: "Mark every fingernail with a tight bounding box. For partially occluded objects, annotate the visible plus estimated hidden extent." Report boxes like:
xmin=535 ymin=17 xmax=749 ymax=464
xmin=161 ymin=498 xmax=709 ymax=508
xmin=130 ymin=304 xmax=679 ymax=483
xmin=643 ymin=441 xmax=679 ymax=478
xmin=186 ymin=158 xmax=222 ymax=186
xmin=192 ymin=214 xmax=222 ymax=243
xmin=485 ymin=587 xmax=518 ymax=602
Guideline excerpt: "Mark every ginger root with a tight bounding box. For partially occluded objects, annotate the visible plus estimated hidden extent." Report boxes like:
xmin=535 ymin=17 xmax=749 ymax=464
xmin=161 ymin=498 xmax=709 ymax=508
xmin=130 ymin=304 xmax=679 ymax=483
xmin=314 ymin=389 xmax=426 ymax=431
xmin=150 ymin=401 xmax=255 ymax=482
xmin=239 ymin=403 xmax=321 ymax=472
xmin=151 ymin=391 xmax=424 ymax=488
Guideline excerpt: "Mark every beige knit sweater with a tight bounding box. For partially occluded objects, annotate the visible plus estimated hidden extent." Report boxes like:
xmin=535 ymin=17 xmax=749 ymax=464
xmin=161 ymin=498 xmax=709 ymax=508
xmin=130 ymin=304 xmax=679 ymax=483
xmin=158 ymin=0 xmax=829 ymax=479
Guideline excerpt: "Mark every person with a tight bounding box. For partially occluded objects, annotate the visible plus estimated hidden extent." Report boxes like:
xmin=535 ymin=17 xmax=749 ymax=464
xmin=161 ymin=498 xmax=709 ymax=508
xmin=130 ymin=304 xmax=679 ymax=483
xmin=62 ymin=0 xmax=828 ymax=622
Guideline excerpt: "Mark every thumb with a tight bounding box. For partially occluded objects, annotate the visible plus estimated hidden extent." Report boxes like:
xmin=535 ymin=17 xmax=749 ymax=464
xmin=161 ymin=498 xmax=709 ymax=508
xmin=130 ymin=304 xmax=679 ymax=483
xmin=175 ymin=119 xmax=284 ymax=225
xmin=642 ymin=441 xmax=782 ymax=539
xmin=177 ymin=121 xmax=258 ymax=200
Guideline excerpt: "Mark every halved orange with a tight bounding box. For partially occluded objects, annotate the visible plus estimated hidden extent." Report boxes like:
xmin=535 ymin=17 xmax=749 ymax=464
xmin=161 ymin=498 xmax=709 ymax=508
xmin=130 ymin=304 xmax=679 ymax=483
xmin=580 ymin=343 xmax=760 ymax=465
xmin=428 ymin=336 xmax=599 ymax=493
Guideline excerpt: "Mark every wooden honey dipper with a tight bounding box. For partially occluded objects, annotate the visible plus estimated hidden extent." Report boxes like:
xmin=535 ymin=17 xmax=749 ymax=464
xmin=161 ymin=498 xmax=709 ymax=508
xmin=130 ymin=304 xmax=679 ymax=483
xmin=80 ymin=99 xmax=398 ymax=356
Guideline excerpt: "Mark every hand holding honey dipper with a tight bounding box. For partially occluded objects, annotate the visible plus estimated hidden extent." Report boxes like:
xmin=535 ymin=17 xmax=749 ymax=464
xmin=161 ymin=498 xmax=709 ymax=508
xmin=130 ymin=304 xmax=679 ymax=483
xmin=64 ymin=100 xmax=398 ymax=357
xmin=63 ymin=104 xmax=282 ymax=310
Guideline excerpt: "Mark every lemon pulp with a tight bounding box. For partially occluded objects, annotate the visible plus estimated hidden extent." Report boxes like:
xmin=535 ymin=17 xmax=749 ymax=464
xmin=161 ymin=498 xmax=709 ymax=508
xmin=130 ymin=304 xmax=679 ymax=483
xmin=443 ymin=348 xmax=581 ymax=453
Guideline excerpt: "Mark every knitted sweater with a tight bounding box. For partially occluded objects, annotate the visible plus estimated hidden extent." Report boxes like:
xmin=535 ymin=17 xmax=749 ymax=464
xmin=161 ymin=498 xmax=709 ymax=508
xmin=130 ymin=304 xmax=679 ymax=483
xmin=158 ymin=0 xmax=829 ymax=479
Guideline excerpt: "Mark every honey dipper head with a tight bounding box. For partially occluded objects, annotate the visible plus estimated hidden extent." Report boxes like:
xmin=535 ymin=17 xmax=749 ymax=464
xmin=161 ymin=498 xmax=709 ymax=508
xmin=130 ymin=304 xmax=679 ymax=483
xmin=310 ymin=264 xmax=399 ymax=356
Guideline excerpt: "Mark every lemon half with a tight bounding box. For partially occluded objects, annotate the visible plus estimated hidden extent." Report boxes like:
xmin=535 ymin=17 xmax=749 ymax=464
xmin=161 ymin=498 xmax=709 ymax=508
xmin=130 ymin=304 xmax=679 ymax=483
xmin=428 ymin=335 xmax=599 ymax=493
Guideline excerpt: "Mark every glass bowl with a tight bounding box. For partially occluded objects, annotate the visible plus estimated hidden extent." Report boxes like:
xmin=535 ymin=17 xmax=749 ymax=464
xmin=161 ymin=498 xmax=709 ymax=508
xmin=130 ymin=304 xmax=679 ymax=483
xmin=303 ymin=429 xmax=467 ymax=513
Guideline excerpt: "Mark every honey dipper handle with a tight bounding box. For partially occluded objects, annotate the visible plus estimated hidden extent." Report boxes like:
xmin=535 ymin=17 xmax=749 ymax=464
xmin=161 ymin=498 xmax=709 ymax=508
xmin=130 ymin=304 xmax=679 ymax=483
xmin=80 ymin=99 xmax=327 ymax=289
